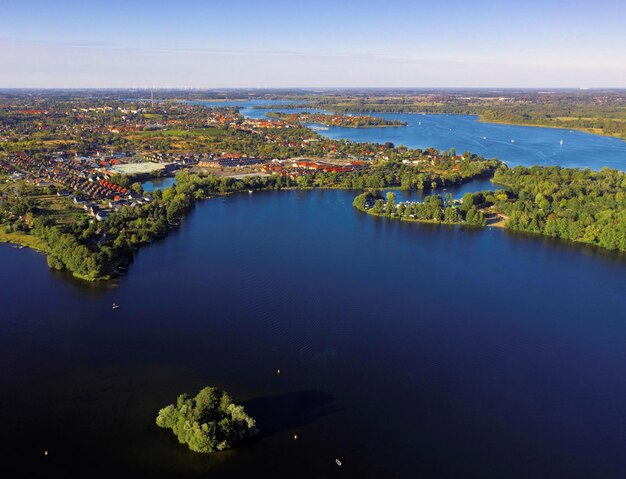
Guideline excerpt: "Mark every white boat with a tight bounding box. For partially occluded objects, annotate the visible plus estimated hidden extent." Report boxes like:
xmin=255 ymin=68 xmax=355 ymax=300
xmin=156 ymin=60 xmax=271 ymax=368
xmin=248 ymin=190 xmax=253 ymax=194
xmin=511 ymin=139 xmax=515 ymax=143
xmin=112 ymin=303 xmax=119 ymax=310
xmin=560 ymin=139 xmax=563 ymax=146
xmin=335 ymin=459 xmax=342 ymax=466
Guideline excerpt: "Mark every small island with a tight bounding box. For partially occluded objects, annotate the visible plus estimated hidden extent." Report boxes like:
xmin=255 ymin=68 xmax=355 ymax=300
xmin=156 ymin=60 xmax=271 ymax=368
xmin=265 ymin=111 xmax=407 ymax=128
xmin=156 ymin=386 xmax=258 ymax=453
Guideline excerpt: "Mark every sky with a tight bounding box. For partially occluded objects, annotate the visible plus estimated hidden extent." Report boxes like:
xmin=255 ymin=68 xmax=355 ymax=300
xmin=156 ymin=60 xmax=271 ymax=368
xmin=1 ymin=0 xmax=625 ymax=88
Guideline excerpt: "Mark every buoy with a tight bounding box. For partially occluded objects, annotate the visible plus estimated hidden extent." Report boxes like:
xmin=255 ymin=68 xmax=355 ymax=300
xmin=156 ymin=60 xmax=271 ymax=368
xmin=44 ymin=450 xmax=48 ymax=456
xmin=276 ymin=369 xmax=281 ymax=375
xmin=293 ymin=434 xmax=298 ymax=440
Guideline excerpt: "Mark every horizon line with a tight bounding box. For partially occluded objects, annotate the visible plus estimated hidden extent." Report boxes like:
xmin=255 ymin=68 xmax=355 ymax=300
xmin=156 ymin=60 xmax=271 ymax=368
xmin=1 ymin=86 xmax=625 ymax=91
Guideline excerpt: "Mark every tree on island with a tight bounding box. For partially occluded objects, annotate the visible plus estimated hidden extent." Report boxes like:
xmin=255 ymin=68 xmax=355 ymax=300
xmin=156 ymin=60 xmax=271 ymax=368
xmin=156 ymin=386 xmax=258 ymax=453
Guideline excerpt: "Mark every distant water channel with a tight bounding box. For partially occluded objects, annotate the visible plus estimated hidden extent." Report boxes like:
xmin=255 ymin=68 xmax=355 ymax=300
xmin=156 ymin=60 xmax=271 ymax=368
xmin=1 ymin=101 xmax=626 ymax=478
xmin=193 ymin=99 xmax=626 ymax=171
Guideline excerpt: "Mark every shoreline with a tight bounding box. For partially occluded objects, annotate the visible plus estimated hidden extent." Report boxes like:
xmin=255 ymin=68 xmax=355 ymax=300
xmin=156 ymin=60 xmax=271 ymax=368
xmin=475 ymin=116 xmax=626 ymax=141
xmin=316 ymin=107 xmax=626 ymax=141
xmin=0 ymin=230 xmax=49 ymax=253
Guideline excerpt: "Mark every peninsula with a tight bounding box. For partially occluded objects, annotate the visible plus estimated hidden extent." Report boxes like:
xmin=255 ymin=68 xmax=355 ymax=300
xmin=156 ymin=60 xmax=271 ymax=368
xmin=253 ymin=90 xmax=626 ymax=140
xmin=265 ymin=111 xmax=407 ymax=128
xmin=353 ymin=165 xmax=626 ymax=252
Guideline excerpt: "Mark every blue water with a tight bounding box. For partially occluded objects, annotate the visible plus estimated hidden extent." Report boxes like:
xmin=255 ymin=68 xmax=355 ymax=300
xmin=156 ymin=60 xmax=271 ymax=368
xmin=142 ymin=177 xmax=176 ymax=192
xmin=2 ymin=99 xmax=626 ymax=478
xmin=1 ymin=188 xmax=625 ymax=478
xmin=318 ymin=113 xmax=626 ymax=170
xmin=193 ymin=100 xmax=626 ymax=171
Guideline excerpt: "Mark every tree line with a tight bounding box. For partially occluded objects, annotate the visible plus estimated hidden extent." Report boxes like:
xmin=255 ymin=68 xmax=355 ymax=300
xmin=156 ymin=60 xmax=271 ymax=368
xmin=491 ymin=165 xmax=626 ymax=251
xmin=353 ymin=190 xmax=487 ymax=226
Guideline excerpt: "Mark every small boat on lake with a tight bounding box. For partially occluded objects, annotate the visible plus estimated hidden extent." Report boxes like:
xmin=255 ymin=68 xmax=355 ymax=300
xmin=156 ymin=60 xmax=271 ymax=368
xmin=112 ymin=303 xmax=119 ymax=310
xmin=335 ymin=459 xmax=342 ymax=466
xmin=248 ymin=190 xmax=253 ymax=194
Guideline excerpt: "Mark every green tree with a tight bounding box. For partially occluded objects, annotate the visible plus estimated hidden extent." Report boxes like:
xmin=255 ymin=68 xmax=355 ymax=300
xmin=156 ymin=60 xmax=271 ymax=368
xmin=156 ymin=387 xmax=258 ymax=454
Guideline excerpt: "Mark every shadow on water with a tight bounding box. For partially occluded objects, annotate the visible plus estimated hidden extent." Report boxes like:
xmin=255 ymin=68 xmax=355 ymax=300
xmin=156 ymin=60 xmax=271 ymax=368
xmin=243 ymin=390 xmax=340 ymax=440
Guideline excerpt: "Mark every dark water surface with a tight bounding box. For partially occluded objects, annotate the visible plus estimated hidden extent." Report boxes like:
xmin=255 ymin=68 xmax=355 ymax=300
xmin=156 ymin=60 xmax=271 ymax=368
xmin=2 ymin=100 xmax=626 ymax=478
xmin=2 ymin=187 xmax=626 ymax=478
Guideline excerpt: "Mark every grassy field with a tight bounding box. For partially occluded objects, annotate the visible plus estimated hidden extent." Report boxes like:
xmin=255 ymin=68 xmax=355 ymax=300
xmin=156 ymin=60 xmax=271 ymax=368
xmin=34 ymin=194 xmax=85 ymax=224
xmin=124 ymin=127 xmax=230 ymax=150
xmin=130 ymin=127 xmax=227 ymax=138
xmin=143 ymin=113 xmax=163 ymax=120
xmin=0 ymin=191 xmax=83 ymax=252
xmin=0 ymin=229 xmax=49 ymax=252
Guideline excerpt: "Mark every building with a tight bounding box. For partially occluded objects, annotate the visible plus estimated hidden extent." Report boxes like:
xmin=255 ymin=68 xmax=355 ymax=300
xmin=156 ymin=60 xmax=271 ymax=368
xmin=198 ymin=157 xmax=264 ymax=168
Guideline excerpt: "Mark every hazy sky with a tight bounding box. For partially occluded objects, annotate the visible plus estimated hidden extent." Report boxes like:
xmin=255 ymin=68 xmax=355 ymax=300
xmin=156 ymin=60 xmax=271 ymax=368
xmin=1 ymin=0 xmax=625 ymax=88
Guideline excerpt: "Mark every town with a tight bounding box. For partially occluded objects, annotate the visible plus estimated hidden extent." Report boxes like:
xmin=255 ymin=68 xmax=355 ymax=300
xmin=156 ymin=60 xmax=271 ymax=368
xmin=1 ymin=97 xmax=486 ymax=233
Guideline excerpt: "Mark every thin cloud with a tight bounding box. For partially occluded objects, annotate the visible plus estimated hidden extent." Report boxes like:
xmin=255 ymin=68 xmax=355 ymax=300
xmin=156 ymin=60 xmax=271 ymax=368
xmin=2 ymin=36 xmax=625 ymax=73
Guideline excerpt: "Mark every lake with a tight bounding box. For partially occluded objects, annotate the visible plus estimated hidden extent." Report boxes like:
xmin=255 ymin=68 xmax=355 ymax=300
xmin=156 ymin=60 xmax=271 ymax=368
xmin=2 ymin=102 xmax=626 ymax=478
xmin=2 ymin=184 xmax=626 ymax=478
xmin=193 ymin=100 xmax=626 ymax=171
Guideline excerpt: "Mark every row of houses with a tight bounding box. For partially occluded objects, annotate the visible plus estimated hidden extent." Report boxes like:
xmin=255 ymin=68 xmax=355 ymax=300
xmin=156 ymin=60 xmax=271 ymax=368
xmin=261 ymin=159 xmax=369 ymax=178
xmin=1 ymin=154 xmax=132 ymax=201
xmin=198 ymin=157 xmax=264 ymax=169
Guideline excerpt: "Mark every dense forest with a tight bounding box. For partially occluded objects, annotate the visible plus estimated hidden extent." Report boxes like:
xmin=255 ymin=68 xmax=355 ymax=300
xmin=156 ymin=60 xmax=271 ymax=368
xmin=491 ymin=166 xmax=626 ymax=251
xmin=354 ymin=165 xmax=626 ymax=253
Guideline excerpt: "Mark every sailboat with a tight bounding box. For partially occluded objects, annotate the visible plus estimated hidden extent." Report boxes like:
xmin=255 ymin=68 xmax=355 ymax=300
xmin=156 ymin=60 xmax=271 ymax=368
xmin=560 ymin=139 xmax=563 ymax=146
